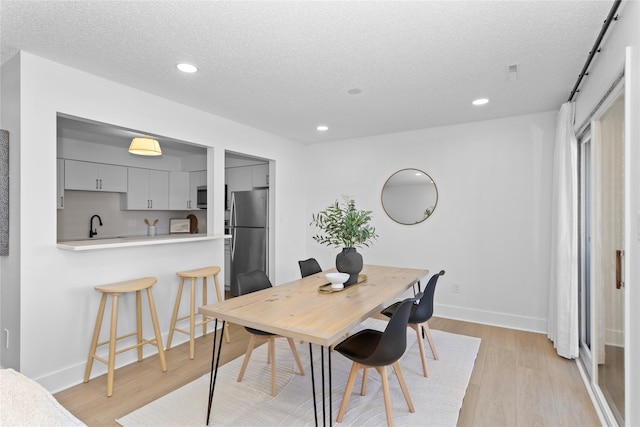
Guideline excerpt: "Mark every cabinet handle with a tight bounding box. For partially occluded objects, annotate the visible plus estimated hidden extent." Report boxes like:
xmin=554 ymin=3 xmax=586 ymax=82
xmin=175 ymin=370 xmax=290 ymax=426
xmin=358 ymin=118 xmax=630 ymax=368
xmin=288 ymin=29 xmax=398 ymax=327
xmin=99 ymin=179 xmax=102 ymax=189
xmin=150 ymin=200 xmax=153 ymax=209
xmin=96 ymin=179 xmax=99 ymax=189
xmin=60 ymin=196 xmax=64 ymax=208
xmin=616 ymin=249 xmax=624 ymax=289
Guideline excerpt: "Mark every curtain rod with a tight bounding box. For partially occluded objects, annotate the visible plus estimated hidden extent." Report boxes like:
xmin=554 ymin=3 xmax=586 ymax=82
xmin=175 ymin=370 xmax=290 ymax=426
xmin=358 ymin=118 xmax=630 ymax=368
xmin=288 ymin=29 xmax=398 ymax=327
xmin=568 ymin=0 xmax=622 ymax=102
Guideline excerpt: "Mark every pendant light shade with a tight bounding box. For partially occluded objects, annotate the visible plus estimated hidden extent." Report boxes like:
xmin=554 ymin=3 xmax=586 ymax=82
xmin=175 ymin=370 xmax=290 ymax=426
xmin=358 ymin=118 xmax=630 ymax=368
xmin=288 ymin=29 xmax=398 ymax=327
xmin=129 ymin=137 xmax=162 ymax=156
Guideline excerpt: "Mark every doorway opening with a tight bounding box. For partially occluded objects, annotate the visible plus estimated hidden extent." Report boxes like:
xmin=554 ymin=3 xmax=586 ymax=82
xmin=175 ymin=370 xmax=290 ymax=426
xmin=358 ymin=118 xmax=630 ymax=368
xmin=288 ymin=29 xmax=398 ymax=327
xmin=224 ymin=151 xmax=273 ymax=293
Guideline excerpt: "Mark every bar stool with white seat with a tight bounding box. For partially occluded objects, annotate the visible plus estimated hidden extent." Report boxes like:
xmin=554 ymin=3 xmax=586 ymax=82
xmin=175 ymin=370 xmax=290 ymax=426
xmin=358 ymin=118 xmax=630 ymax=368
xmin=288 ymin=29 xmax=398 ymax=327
xmin=84 ymin=276 xmax=167 ymax=397
xmin=166 ymin=265 xmax=230 ymax=359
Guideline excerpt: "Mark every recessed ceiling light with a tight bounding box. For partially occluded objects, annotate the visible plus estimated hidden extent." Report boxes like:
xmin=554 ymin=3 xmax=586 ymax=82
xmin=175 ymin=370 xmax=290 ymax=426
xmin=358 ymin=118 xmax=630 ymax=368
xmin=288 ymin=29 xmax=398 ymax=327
xmin=472 ymin=98 xmax=489 ymax=106
xmin=177 ymin=63 xmax=198 ymax=73
xmin=316 ymin=125 xmax=329 ymax=131
xmin=347 ymin=88 xmax=362 ymax=95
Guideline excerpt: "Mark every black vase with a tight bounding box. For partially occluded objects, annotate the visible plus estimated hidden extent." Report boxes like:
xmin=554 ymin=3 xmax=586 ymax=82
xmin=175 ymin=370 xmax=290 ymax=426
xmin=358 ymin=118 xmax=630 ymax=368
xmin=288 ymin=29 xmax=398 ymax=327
xmin=336 ymin=248 xmax=363 ymax=286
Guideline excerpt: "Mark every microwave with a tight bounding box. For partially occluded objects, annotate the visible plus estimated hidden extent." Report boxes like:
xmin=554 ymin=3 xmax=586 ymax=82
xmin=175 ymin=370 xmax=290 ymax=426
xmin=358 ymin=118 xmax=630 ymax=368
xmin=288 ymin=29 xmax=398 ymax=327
xmin=197 ymin=186 xmax=207 ymax=209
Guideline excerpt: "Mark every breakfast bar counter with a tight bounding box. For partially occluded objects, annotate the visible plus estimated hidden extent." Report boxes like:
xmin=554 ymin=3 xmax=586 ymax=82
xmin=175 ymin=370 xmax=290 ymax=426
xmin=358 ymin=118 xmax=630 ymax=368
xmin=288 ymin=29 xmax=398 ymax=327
xmin=57 ymin=233 xmax=230 ymax=251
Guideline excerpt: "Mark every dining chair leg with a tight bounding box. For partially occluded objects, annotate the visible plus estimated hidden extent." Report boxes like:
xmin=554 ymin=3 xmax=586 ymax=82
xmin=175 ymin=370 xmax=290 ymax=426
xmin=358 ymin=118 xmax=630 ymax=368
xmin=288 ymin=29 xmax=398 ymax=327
xmin=286 ymin=338 xmax=305 ymax=375
xmin=392 ymin=361 xmax=415 ymax=412
xmin=336 ymin=362 xmax=360 ymax=423
xmin=269 ymin=338 xmax=276 ymax=396
xmin=360 ymin=367 xmax=369 ymax=395
xmin=376 ymin=366 xmax=394 ymax=427
xmin=237 ymin=334 xmax=258 ymax=382
xmin=411 ymin=323 xmax=429 ymax=377
xmin=422 ymin=322 xmax=439 ymax=360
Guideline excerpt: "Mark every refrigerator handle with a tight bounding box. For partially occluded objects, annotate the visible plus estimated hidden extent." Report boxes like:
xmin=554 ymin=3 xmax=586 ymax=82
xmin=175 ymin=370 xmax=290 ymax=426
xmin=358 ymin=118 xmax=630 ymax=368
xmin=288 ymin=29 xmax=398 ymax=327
xmin=230 ymin=193 xmax=236 ymax=227
xmin=230 ymin=227 xmax=236 ymax=261
xmin=229 ymin=192 xmax=237 ymax=261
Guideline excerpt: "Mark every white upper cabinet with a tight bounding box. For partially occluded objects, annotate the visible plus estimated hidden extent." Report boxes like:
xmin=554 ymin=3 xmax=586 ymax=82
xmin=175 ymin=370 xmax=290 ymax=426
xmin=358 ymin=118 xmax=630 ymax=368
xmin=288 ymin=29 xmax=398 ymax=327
xmin=252 ymin=163 xmax=269 ymax=188
xmin=226 ymin=166 xmax=253 ymax=199
xmin=226 ymin=163 xmax=269 ymax=207
xmin=64 ymin=159 xmax=127 ymax=192
xmin=125 ymin=167 xmax=169 ymax=210
xmin=57 ymin=159 xmax=65 ymax=209
xmin=169 ymin=172 xmax=190 ymax=210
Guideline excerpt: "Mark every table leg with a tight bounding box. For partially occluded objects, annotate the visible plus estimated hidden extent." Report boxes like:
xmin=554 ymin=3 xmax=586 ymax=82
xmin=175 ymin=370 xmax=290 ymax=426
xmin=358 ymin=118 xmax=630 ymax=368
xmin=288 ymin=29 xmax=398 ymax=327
xmin=309 ymin=344 xmax=333 ymax=426
xmin=309 ymin=343 xmax=318 ymax=427
xmin=206 ymin=320 xmax=226 ymax=425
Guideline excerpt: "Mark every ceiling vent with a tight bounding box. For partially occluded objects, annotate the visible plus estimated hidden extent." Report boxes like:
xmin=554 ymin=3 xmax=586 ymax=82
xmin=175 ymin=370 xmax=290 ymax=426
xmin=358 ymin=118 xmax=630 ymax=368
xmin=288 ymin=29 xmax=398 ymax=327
xmin=506 ymin=64 xmax=519 ymax=81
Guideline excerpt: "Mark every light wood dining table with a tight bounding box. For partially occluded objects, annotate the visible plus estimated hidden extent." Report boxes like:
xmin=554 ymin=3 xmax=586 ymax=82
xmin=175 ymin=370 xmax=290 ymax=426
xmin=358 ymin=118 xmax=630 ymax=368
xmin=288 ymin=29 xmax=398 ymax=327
xmin=199 ymin=264 xmax=428 ymax=426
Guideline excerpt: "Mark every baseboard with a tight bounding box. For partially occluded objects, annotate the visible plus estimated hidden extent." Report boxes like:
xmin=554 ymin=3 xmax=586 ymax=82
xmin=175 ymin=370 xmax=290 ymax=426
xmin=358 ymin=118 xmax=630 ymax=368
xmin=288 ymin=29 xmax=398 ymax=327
xmin=434 ymin=303 xmax=548 ymax=334
xmin=606 ymin=328 xmax=624 ymax=347
xmin=36 ymin=326 xmax=221 ymax=394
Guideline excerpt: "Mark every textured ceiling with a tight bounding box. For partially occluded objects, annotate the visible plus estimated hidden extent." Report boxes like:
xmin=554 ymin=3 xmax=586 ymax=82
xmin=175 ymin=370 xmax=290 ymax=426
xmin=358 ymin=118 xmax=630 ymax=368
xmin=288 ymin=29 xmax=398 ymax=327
xmin=1 ymin=1 xmax=615 ymax=144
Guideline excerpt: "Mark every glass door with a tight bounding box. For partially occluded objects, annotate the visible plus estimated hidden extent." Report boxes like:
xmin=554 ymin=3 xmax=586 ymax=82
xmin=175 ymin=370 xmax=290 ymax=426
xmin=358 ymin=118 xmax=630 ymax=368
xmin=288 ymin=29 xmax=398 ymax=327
xmin=578 ymin=88 xmax=625 ymax=426
xmin=595 ymin=94 xmax=625 ymax=425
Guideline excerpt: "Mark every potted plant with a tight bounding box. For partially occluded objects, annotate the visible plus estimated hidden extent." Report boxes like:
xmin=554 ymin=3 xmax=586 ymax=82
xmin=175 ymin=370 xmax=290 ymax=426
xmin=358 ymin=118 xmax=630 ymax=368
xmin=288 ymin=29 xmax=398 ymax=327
xmin=310 ymin=195 xmax=378 ymax=285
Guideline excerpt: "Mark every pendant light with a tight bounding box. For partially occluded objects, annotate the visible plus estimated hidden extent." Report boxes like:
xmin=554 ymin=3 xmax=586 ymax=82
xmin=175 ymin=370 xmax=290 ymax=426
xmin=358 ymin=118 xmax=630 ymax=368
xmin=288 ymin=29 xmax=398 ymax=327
xmin=129 ymin=136 xmax=162 ymax=156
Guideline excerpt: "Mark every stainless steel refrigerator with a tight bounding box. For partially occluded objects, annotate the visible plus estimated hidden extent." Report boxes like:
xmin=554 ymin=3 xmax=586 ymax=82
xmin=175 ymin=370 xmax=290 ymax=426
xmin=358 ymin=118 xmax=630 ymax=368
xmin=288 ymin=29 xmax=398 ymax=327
xmin=229 ymin=189 xmax=268 ymax=296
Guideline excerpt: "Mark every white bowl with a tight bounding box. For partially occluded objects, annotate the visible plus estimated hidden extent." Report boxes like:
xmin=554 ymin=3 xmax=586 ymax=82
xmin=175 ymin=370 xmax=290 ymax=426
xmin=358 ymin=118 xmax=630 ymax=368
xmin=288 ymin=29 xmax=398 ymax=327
xmin=325 ymin=272 xmax=350 ymax=289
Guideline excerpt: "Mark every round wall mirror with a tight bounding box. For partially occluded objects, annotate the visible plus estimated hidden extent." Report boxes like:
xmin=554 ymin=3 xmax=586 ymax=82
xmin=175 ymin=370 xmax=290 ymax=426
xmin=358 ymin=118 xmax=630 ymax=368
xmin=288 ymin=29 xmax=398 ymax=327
xmin=381 ymin=168 xmax=438 ymax=225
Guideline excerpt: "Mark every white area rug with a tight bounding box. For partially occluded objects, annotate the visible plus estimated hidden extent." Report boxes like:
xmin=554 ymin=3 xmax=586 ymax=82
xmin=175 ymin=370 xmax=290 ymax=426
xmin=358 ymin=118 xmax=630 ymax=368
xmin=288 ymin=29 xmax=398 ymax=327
xmin=117 ymin=319 xmax=480 ymax=427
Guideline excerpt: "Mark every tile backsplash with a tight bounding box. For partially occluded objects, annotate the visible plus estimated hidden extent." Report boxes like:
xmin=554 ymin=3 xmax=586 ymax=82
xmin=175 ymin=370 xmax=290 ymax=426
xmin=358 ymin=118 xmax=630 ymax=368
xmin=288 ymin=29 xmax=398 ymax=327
xmin=57 ymin=190 xmax=207 ymax=241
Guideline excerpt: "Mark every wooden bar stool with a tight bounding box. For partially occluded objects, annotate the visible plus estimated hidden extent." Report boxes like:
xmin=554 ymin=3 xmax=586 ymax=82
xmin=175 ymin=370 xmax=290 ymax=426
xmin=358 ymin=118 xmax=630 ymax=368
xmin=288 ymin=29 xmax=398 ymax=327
xmin=84 ymin=276 xmax=167 ymax=397
xmin=166 ymin=266 xmax=230 ymax=359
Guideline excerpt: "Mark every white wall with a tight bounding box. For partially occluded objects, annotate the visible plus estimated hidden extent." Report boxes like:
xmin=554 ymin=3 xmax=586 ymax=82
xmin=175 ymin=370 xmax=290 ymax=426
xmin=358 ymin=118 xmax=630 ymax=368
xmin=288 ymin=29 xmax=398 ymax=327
xmin=1 ymin=52 xmax=308 ymax=392
xmin=572 ymin=1 xmax=640 ymax=424
xmin=306 ymin=112 xmax=556 ymax=332
xmin=0 ymin=52 xmax=22 ymax=370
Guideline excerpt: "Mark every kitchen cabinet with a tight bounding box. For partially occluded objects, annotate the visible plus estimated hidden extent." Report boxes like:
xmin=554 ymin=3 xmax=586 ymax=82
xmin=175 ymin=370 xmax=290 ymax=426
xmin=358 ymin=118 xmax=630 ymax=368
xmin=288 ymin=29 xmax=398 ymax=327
xmin=64 ymin=159 xmax=127 ymax=192
xmin=57 ymin=159 xmax=65 ymax=209
xmin=125 ymin=167 xmax=169 ymax=210
xmin=189 ymin=171 xmax=207 ymax=210
xmin=252 ymin=163 xmax=269 ymax=188
xmin=226 ymin=166 xmax=253 ymax=203
xmin=169 ymin=172 xmax=190 ymax=210
xmin=225 ymin=164 xmax=269 ymax=208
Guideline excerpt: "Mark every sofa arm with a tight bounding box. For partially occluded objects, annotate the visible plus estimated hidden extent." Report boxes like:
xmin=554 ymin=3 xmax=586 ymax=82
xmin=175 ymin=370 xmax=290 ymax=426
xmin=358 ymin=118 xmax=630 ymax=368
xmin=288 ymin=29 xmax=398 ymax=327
xmin=0 ymin=368 xmax=85 ymax=426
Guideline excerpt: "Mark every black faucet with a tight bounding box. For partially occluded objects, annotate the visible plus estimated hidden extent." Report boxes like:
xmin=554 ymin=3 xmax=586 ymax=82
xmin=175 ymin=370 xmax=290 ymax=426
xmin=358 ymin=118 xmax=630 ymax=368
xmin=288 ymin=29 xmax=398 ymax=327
xmin=89 ymin=215 xmax=103 ymax=238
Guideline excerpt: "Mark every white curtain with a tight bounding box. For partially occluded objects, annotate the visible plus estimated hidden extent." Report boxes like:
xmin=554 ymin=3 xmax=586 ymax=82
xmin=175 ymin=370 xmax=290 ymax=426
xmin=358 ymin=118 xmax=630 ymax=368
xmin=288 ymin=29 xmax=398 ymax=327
xmin=547 ymin=102 xmax=579 ymax=359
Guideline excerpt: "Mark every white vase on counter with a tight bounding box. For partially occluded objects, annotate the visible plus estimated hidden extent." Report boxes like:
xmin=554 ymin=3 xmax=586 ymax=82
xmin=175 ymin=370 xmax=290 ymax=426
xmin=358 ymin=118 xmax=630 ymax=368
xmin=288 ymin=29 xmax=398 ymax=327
xmin=147 ymin=225 xmax=156 ymax=236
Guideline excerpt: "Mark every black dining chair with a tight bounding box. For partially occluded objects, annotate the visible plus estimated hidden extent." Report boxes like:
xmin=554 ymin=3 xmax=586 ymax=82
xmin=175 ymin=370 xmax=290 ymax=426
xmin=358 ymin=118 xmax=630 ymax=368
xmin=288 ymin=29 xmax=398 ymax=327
xmin=234 ymin=270 xmax=305 ymax=396
xmin=298 ymin=258 xmax=322 ymax=277
xmin=334 ymin=295 xmax=420 ymax=427
xmin=381 ymin=270 xmax=445 ymax=377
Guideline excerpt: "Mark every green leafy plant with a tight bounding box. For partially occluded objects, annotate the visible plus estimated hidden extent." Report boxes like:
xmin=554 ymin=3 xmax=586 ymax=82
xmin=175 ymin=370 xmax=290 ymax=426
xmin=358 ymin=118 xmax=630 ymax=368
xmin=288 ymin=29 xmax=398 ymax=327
xmin=310 ymin=196 xmax=378 ymax=249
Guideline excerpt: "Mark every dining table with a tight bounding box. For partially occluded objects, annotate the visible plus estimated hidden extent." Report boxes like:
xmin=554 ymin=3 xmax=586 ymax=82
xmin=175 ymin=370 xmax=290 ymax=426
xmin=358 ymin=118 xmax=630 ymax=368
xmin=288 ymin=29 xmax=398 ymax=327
xmin=199 ymin=264 xmax=428 ymax=426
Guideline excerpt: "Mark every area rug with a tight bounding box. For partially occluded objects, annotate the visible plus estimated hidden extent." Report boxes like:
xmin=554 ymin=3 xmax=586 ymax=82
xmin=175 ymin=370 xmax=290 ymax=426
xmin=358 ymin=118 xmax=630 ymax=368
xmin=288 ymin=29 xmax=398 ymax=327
xmin=117 ymin=319 xmax=480 ymax=427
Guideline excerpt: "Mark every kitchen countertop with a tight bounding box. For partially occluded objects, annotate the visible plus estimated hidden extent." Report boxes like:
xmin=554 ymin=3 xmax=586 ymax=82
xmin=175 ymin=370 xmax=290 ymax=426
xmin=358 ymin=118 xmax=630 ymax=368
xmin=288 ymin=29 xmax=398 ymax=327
xmin=57 ymin=233 xmax=231 ymax=251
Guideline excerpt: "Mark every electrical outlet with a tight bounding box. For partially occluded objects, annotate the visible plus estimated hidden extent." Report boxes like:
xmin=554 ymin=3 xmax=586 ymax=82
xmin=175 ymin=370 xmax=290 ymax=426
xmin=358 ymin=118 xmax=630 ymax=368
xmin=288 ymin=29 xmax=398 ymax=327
xmin=451 ymin=283 xmax=460 ymax=294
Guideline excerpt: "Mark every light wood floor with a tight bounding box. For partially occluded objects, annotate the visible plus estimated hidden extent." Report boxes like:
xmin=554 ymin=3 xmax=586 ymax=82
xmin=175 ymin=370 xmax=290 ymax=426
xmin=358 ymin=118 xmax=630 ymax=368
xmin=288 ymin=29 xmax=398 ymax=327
xmin=55 ymin=317 xmax=601 ymax=427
